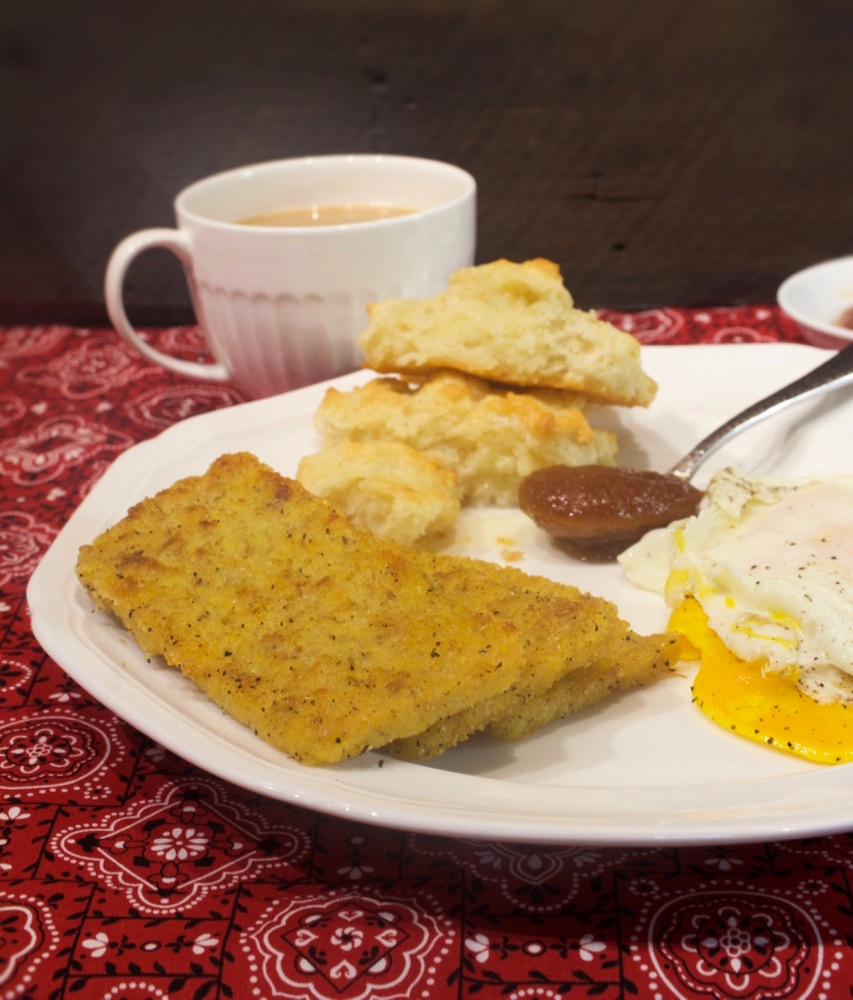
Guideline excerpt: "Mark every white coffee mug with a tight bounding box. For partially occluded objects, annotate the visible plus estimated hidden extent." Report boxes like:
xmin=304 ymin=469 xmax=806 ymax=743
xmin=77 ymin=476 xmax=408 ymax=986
xmin=104 ymin=154 xmax=477 ymax=398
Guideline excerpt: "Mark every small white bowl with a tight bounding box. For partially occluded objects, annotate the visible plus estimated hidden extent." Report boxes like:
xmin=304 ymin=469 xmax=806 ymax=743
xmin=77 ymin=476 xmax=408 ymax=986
xmin=777 ymin=255 xmax=853 ymax=347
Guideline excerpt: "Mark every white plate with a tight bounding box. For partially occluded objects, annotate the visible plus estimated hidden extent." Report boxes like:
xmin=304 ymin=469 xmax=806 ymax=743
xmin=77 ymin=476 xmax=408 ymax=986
xmin=777 ymin=255 xmax=853 ymax=346
xmin=28 ymin=344 xmax=853 ymax=846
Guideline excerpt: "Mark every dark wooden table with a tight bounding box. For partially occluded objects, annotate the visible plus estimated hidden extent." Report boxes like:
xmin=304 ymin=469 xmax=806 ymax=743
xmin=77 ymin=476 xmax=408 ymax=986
xmin=2 ymin=0 xmax=852 ymax=325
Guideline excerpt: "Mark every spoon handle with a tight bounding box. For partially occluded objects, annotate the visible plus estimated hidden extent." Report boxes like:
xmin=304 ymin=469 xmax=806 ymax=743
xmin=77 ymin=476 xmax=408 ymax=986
xmin=668 ymin=342 xmax=853 ymax=481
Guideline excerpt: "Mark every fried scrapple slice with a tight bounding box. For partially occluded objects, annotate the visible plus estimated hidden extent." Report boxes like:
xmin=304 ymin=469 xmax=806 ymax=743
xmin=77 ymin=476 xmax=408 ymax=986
xmin=384 ymin=558 xmax=681 ymax=759
xmin=485 ymin=628 xmax=681 ymax=742
xmin=75 ymin=453 xmax=524 ymax=765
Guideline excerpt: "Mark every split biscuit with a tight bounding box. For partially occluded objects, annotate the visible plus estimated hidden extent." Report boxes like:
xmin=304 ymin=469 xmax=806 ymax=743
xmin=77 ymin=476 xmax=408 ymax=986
xmin=313 ymin=370 xmax=617 ymax=507
xmin=357 ymin=258 xmax=658 ymax=407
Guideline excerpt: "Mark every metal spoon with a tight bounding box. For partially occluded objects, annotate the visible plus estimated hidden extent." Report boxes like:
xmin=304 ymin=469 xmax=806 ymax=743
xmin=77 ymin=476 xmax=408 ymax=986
xmin=518 ymin=342 xmax=853 ymax=560
xmin=668 ymin=340 xmax=853 ymax=480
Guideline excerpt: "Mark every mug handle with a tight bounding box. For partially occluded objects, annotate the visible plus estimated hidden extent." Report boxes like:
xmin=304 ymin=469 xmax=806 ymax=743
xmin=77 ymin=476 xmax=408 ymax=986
xmin=104 ymin=228 xmax=230 ymax=382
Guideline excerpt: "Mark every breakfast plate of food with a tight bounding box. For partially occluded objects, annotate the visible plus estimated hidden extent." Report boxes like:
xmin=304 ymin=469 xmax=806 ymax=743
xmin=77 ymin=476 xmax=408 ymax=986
xmin=28 ymin=262 xmax=853 ymax=846
xmin=27 ymin=341 xmax=853 ymax=846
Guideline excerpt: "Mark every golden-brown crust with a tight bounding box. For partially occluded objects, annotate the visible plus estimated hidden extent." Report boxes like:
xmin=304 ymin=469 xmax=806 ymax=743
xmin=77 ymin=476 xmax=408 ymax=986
xmin=76 ymin=453 xmax=524 ymax=765
xmin=77 ymin=453 xmax=679 ymax=766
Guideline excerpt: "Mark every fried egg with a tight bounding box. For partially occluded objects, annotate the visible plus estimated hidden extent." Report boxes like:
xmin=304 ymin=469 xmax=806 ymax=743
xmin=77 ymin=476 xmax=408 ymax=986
xmin=619 ymin=467 xmax=853 ymax=763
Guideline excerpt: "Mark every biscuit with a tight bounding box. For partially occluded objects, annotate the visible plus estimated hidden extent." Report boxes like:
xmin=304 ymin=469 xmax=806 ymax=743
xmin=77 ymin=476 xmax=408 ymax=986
xmin=358 ymin=258 xmax=657 ymax=406
xmin=314 ymin=370 xmax=617 ymax=507
xmin=297 ymin=439 xmax=460 ymax=545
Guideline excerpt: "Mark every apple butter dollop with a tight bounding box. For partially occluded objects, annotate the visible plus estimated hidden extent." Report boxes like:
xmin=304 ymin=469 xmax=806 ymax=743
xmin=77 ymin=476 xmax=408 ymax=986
xmin=518 ymin=464 xmax=704 ymax=561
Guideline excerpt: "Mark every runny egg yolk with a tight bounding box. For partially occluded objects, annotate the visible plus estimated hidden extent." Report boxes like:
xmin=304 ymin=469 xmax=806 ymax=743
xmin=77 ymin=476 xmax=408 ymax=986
xmin=669 ymin=597 xmax=853 ymax=765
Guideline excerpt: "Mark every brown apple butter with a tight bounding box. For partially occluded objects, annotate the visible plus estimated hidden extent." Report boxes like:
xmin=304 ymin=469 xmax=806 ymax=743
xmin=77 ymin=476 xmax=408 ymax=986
xmin=518 ymin=465 xmax=704 ymax=561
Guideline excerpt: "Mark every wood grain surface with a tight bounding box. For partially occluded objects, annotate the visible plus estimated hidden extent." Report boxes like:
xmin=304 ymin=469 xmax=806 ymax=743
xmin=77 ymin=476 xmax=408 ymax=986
xmin=1 ymin=0 xmax=851 ymax=324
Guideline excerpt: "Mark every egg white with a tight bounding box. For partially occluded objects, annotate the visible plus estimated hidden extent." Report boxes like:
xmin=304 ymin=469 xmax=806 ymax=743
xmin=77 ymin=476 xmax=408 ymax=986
xmin=619 ymin=467 xmax=853 ymax=705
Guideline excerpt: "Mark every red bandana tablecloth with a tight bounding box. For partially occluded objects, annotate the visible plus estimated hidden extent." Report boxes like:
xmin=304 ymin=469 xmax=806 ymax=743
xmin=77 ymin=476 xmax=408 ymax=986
xmin=2 ymin=306 xmax=850 ymax=1000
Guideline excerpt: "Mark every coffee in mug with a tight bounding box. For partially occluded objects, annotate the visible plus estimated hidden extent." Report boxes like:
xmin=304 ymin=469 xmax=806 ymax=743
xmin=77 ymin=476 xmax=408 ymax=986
xmin=237 ymin=204 xmax=415 ymax=227
xmin=104 ymin=154 xmax=476 ymax=398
